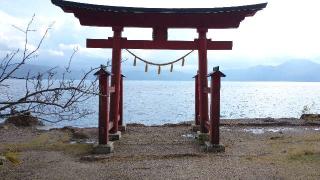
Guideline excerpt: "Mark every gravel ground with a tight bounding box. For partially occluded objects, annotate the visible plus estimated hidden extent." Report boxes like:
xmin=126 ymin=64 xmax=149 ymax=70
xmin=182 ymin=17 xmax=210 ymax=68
xmin=0 ymin=119 xmax=320 ymax=180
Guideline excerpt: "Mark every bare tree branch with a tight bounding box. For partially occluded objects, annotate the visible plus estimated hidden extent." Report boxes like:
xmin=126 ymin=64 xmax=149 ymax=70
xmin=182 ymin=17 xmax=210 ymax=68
xmin=0 ymin=16 xmax=101 ymax=123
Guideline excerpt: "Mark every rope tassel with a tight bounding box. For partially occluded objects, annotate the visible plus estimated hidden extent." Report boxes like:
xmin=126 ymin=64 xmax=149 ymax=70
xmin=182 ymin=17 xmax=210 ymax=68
xmin=145 ymin=63 xmax=148 ymax=72
xmin=181 ymin=58 xmax=185 ymax=66
xmin=170 ymin=64 xmax=173 ymax=72
xmin=133 ymin=57 xmax=137 ymax=66
xmin=158 ymin=66 xmax=161 ymax=75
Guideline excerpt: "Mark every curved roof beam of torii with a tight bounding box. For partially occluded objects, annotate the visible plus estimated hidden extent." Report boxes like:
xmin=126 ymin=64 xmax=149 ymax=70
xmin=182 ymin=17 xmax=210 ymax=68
xmin=51 ymin=0 xmax=267 ymax=29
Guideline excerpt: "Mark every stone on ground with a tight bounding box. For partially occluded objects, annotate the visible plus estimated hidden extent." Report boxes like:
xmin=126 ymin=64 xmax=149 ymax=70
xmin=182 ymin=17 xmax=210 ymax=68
xmin=109 ymin=131 xmax=121 ymax=141
xmin=5 ymin=113 xmax=43 ymax=127
xmin=204 ymin=141 xmax=225 ymax=153
xmin=92 ymin=142 xmax=114 ymax=154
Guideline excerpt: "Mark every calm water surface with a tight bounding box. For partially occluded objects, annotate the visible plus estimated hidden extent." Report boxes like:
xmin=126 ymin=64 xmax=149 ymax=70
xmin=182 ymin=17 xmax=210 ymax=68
xmin=1 ymin=80 xmax=320 ymax=128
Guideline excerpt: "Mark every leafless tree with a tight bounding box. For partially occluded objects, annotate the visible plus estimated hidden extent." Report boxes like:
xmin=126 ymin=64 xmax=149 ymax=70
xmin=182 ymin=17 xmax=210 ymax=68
xmin=0 ymin=15 xmax=100 ymax=123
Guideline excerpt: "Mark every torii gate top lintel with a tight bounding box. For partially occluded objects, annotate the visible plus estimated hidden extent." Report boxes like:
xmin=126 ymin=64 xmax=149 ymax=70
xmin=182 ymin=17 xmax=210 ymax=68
xmin=51 ymin=0 xmax=267 ymax=29
xmin=52 ymin=0 xmax=267 ymax=50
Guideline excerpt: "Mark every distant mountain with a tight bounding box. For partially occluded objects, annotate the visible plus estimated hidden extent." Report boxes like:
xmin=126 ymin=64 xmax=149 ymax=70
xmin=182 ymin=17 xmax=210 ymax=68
xmin=224 ymin=60 xmax=320 ymax=82
xmin=2 ymin=60 xmax=320 ymax=82
xmin=125 ymin=59 xmax=320 ymax=82
xmin=1 ymin=63 xmax=195 ymax=81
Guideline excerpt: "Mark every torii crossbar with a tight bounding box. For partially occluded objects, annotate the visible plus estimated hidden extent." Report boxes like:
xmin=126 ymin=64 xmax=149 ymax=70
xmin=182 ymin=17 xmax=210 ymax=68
xmin=52 ymin=0 xmax=266 ymax=145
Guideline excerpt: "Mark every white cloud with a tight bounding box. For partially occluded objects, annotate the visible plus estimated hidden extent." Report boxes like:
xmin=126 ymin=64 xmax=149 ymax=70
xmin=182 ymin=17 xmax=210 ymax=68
xmin=71 ymin=0 xmax=320 ymax=66
xmin=58 ymin=43 xmax=80 ymax=51
xmin=58 ymin=43 xmax=110 ymax=58
xmin=2 ymin=0 xmax=320 ymax=69
xmin=47 ymin=49 xmax=64 ymax=56
xmin=0 ymin=10 xmax=26 ymax=49
xmin=0 ymin=10 xmax=53 ymax=51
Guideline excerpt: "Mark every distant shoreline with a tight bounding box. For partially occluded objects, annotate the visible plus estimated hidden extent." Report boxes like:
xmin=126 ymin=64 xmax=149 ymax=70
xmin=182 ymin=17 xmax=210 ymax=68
xmin=2 ymin=117 xmax=320 ymax=130
xmin=34 ymin=117 xmax=319 ymax=130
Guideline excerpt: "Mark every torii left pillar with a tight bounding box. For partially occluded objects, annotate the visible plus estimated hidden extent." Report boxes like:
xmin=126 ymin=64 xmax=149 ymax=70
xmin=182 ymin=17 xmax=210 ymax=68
xmin=197 ymin=28 xmax=209 ymax=134
xmin=110 ymin=27 xmax=123 ymax=138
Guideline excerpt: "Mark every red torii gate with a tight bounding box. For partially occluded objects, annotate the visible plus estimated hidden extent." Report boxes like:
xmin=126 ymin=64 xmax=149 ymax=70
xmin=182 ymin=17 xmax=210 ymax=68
xmin=52 ymin=0 xmax=266 ymax=151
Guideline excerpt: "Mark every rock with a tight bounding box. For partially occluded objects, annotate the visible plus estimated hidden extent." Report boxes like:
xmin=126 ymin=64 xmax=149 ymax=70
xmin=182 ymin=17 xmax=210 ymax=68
xmin=58 ymin=126 xmax=76 ymax=133
xmin=203 ymin=142 xmax=225 ymax=153
xmin=270 ymin=136 xmax=283 ymax=140
xmin=5 ymin=113 xmax=44 ymax=127
xmin=72 ymin=130 xmax=90 ymax=139
xmin=92 ymin=143 xmax=114 ymax=154
xmin=0 ymin=156 xmax=5 ymax=165
xmin=109 ymin=131 xmax=121 ymax=141
xmin=300 ymin=114 xmax=320 ymax=121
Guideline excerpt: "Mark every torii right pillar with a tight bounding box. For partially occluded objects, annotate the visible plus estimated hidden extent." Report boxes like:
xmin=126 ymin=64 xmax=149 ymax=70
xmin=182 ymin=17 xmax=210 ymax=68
xmin=205 ymin=67 xmax=226 ymax=153
xmin=197 ymin=28 xmax=209 ymax=133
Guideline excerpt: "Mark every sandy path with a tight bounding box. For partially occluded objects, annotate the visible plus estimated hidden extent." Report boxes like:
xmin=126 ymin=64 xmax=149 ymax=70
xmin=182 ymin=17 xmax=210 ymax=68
xmin=0 ymin=122 xmax=320 ymax=180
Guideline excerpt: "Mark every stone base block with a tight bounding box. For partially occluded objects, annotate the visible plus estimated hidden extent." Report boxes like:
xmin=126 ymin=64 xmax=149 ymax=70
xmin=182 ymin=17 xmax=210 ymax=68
xmin=204 ymin=142 xmax=225 ymax=153
xmin=191 ymin=124 xmax=200 ymax=132
xmin=92 ymin=142 xmax=114 ymax=154
xmin=196 ymin=131 xmax=209 ymax=145
xmin=109 ymin=131 xmax=121 ymax=141
xmin=119 ymin=125 xmax=127 ymax=132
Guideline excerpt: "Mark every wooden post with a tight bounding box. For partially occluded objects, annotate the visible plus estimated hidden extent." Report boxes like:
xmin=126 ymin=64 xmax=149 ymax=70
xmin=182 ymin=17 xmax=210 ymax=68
xmin=208 ymin=67 xmax=225 ymax=145
xmin=197 ymin=28 xmax=209 ymax=133
xmin=193 ymin=73 xmax=200 ymax=125
xmin=110 ymin=27 xmax=123 ymax=134
xmin=119 ymin=74 xmax=125 ymax=127
xmin=95 ymin=66 xmax=112 ymax=145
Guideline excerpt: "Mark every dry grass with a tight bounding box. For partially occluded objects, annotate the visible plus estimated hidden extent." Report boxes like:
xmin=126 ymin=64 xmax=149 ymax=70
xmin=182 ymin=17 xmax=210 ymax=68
xmin=241 ymin=133 xmax=320 ymax=165
xmin=1 ymin=132 xmax=93 ymax=156
xmin=3 ymin=152 xmax=20 ymax=165
xmin=288 ymin=149 xmax=320 ymax=162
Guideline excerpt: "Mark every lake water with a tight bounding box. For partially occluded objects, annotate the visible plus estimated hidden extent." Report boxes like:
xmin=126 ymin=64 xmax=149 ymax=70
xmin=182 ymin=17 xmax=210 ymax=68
xmin=1 ymin=80 xmax=320 ymax=128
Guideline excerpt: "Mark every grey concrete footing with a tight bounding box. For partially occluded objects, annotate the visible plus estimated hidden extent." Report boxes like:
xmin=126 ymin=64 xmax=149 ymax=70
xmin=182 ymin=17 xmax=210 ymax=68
xmin=204 ymin=142 xmax=225 ymax=153
xmin=191 ymin=124 xmax=200 ymax=132
xmin=109 ymin=131 xmax=121 ymax=141
xmin=196 ymin=131 xmax=209 ymax=145
xmin=119 ymin=125 xmax=127 ymax=132
xmin=92 ymin=142 xmax=114 ymax=154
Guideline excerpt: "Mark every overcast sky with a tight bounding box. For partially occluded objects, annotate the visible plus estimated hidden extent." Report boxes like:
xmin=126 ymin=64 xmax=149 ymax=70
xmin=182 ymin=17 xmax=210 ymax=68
xmin=1 ymin=0 xmax=320 ymax=72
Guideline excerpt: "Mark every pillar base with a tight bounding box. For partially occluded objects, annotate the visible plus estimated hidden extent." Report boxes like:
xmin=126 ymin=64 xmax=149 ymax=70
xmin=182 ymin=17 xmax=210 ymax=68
xmin=204 ymin=142 xmax=225 ymax=153
xmin=196 ymin=131 xmax=209 ymax=145
xmin=119 ymin=125 xmax=127 ymax=132
xmin=191 ymin=124 xmax=200 ymax=132
xmin=109 ymin=131 xmax=121 ymax=141
xmin=92 ymin=142 xmax=114 ymax=154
